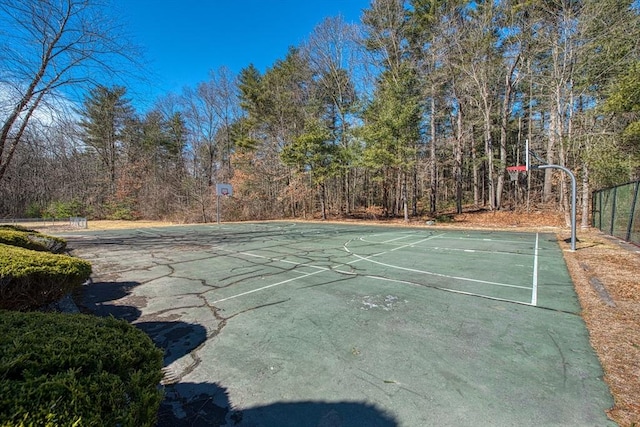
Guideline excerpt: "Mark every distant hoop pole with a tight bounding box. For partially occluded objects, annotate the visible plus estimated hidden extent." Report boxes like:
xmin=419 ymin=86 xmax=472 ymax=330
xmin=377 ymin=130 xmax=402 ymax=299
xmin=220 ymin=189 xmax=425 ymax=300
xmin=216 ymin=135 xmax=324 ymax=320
xmin=215 ymin=183 xmax=233 ymax=225
xmin=532 ymin=163 xmax=577 ymax=251
xmin=217 ymin=194 xmax=220 ymax=224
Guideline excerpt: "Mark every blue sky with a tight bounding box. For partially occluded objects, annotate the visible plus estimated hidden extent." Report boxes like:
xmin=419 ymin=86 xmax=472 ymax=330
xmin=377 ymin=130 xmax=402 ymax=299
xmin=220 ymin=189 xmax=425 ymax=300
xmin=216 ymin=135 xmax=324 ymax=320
xmin=114 ymin=1 xmax=370 ymax=106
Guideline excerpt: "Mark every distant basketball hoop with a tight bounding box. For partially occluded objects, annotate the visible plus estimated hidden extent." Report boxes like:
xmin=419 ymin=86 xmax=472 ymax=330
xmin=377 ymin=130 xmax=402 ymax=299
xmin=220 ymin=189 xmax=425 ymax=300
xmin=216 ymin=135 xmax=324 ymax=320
xmin=215 ymin=183 xmax=233 ymax=224
xmin=507 ymin=165 xmax=527 ymax=182
xmin=215 ymin=183 xmax=233 ymax=197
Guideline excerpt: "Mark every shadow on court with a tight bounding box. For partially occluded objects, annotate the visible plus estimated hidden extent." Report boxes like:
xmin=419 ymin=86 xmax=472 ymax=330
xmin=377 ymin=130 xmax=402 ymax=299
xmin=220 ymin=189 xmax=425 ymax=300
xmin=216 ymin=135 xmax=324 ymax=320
xmin=157 ymin=381 xmax=398 ymax=427
xmin=79 ymin=279 xmax=208 ymax=367
xmin=80 ymin=278 xmax=394 ymax=426
xmin=80 ymin=280 xmax=142 ymax=321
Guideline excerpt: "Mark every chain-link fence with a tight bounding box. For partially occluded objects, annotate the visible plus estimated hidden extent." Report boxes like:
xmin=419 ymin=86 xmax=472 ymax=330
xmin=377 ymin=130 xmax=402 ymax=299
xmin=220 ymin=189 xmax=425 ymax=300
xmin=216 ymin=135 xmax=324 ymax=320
xmin=592 ymin=181 xmax=639 ymax=246
xmin=0 ymin=217 xmax=87 ymax=229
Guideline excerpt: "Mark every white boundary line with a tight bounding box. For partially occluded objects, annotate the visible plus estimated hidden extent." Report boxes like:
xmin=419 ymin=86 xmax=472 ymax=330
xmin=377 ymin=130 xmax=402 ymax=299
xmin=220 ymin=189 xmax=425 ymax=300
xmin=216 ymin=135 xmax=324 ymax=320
xmin=210 ymin=245 xmax=371 ymax=303
xmin=345 ymin=250 xmax=529 ymax=290
xmin=357 ymin=275 xmax=535 ymax=306
xmin=137 ymin=229 xmax=160 ymax=235
xmin=531 ymin=233 xmax=539 ymax=306
xmin=343 ymin=238 xmax=530 ymax=291
xmin=212 ymin=269 xmax=326 ymax=303
xmin=381 ymin=235 xmax=415 ymax=244
xmin=361 ymin=233 xmax=531 ymax=246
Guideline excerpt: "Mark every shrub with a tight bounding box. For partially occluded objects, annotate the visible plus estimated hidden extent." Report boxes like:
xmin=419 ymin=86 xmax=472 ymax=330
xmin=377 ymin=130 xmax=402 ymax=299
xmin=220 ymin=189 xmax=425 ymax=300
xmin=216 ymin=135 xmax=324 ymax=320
xmin=0 ymin=244 xmax=91 ymax=311
xmin=0 ymin=226 xmax=66 ymax=254
xmin=104 ymin=200 xmax=139 ymax=221
xmin=435 ymin=214 xmax=454 ymax=223
xmin=24 ymin=203 xmax=42 ymax=219
xmin=43 ymin=200 xmax=84 ymax=219
xmin=0 ymin=310 xmax=164 ymax=427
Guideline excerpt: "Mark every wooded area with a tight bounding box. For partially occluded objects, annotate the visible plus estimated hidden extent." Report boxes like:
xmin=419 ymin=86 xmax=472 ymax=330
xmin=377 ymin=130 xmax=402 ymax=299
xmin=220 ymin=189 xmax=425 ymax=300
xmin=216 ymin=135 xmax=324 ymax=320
xmin=1 ymin=0 xmax=639 ymax=223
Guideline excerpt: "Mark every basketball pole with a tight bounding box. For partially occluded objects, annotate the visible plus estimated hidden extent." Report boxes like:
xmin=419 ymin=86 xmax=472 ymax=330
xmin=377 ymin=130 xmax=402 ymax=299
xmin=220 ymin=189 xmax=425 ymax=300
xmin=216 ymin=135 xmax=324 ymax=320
xmin=529 ymin=147 xmax=577 ymax=251
xmin=217 ymin=195 xmax=220 ymax=225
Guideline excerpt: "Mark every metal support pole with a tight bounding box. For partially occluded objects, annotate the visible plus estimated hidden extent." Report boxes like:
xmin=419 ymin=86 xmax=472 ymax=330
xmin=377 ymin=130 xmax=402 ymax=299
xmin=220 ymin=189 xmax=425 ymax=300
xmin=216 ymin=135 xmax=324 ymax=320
xmin=610 ymin=187 xmax=617 ymax=236
xmin=216 ymin=195 xmax=220 ymax=225
xmin=627 ymin=182 xmax=639 ymax=242
xmin=535 ymin=164 xmax=577 ymax=251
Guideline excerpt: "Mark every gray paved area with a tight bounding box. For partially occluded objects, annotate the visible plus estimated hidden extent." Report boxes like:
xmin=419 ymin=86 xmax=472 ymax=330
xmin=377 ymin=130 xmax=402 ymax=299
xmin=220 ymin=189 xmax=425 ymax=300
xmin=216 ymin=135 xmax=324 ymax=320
xmin=60 ymin=222 xmax=615 ymax=426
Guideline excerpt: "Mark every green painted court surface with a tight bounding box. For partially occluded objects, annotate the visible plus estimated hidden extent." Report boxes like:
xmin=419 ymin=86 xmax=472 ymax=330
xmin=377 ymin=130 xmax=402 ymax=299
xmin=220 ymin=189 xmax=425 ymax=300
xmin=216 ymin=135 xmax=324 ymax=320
xmin=62 ymin=222 xmax=615 ymax=426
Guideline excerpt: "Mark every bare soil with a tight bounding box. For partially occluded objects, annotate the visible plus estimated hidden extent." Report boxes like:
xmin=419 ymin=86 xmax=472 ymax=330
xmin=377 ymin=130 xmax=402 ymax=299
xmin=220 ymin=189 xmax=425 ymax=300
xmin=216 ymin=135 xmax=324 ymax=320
xmin=31 ymin=211 xmax=639 ymax=426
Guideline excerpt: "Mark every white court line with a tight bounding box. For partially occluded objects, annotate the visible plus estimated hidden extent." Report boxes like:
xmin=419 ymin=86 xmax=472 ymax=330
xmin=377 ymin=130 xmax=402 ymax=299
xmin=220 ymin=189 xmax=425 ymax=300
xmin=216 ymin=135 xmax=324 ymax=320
xmin=531 ymin=233 xmax=539 ymax=306
xmin=431 ymin=235 xmax=532 ymax=245
xmin=344 ymin=238 xmax=529 ymax=291
xmin=356 ymin=275 xmax=534 ymax=306
xmin=212 ymin=269 xmax=326 ymax=303
xmin=218 ymin=248 xmax=331 ymax=272
xmin=373 ymin=234 xmax=444 ymax=252
xmin=347 ymin=253 xmax=529 ymax=290
xmin=381 ymin=235 xmax=415 ymax=244
xmin=361 ymin=234 xmax=534 ymax=254
xmin=210 ymin=238 xmax=415 ymax=304
xmin=137 ymin=229 xmax=159 ymax=235
xmin=360 ymin=232 xmax=432 ymax=245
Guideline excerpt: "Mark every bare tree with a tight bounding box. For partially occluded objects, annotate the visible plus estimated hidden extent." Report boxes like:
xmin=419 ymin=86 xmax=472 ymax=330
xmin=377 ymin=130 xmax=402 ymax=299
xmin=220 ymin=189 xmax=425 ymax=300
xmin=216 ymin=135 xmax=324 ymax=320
xmin=0 ymin=0 xmax=136 ymax=182
xmin=303 ymin=16 xmax=359 ymax=214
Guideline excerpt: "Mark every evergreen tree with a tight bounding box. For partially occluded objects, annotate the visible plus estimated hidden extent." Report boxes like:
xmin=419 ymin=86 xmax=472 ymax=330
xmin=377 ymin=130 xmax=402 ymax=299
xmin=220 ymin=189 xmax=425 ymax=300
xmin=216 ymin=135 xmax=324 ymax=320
xmin=79 ymin=86 xmax=133 ymax=195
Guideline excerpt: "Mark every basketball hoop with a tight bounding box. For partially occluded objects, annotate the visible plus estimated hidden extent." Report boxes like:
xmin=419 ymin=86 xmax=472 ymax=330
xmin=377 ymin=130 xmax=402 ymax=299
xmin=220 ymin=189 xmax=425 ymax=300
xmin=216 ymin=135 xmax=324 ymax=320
xmin=507 ymin=165 xmax=527 ymax=182
xmin=215 ymin=183 xmax=233 ymax=197
xmin=215 ymin=183 xmax=233 ymax=224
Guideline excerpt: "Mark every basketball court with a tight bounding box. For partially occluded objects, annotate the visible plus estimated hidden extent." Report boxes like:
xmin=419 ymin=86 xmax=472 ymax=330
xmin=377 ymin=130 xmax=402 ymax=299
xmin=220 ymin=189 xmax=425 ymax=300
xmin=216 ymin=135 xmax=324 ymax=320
xmin=61 ymin=222 xmax=615 ymax=426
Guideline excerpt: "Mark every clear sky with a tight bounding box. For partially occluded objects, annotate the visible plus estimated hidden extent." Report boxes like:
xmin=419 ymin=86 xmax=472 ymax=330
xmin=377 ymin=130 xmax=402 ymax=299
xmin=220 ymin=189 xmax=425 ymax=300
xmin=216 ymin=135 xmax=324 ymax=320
xmin=114 ymin=1 xmax=370 ymax=107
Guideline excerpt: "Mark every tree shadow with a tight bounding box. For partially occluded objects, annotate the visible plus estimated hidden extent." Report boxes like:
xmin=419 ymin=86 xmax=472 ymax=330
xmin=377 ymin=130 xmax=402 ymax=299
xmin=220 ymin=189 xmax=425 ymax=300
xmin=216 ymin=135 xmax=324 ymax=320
xmin=77 ymin=280 xmax=142 ymax=321
xmin=157 ymin=382 xmax=398 ymax=427
xmin=78 ymin=279 xmax=208 ymax=366
xmin=137 ymin=321 xmax=207 ymax=366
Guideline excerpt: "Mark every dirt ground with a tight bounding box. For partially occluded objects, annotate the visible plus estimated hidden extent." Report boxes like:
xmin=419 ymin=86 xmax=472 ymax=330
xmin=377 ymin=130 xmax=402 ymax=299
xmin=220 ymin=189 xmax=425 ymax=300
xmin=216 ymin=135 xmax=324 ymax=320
xmin=35 ymin=211 xmax=640 ymax=426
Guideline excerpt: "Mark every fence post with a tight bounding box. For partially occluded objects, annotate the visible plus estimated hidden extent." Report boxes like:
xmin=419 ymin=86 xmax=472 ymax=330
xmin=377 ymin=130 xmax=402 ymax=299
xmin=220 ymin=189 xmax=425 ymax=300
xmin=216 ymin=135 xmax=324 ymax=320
xmin=592 ymin=191 xmax=599 ymax=229
xmin=627 ymin=182 xmax=639 ymax=242
xmin=598 ymin=190 xmax=603 ymax=230
xmin=610 ymin=187 xmax=617 ymax=236
xmin=597 ymin=191 xmax=602 ymax=230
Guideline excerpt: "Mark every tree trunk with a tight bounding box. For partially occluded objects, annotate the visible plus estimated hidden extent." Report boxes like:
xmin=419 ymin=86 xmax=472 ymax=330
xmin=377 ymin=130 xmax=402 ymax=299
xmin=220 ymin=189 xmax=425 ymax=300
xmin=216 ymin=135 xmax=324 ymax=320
xmin=318 ymin=182 xmax=326 ymax=220
xmin=581 ymin=163 xmax=590 ymax=229
xmin=412 ymin=165 xmax=418 ymax=216
xmin=403 ymin=172 xmax=409 ymax=222
xmin=483 ymin=108 xmax=495 ymax=210
xmin=472 ymin=127 xmax=480 ymax=207
xmin=455 ymin=107 xmax=464 ymax=214
xmin=429 ymin=95 xmax=437 ymax=214
xmin=496 ymin=58 xmax=518 ymax=210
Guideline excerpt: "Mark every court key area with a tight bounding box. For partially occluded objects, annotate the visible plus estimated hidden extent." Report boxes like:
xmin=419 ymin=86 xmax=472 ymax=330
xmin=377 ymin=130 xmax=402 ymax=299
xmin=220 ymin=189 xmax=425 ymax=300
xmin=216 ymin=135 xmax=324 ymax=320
xmin=62 ymin=222 xmax=615 ymax=426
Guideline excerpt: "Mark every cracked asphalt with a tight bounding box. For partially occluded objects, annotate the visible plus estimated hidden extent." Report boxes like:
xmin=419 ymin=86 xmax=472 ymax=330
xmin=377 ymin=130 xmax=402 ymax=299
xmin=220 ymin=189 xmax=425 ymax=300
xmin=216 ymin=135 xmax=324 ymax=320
xmin=59 ymin=222 xmax=615 ymax=426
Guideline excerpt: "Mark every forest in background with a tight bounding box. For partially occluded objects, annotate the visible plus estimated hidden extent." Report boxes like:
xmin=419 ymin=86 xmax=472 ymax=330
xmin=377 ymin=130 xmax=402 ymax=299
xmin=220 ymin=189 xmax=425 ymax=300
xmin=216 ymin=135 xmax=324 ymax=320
xmin=1 ymin=0 xmax=639 ymax=224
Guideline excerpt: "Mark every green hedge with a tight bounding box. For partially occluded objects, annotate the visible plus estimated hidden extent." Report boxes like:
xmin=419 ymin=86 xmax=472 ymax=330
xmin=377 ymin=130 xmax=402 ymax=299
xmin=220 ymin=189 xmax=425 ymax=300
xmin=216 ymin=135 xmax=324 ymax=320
xmin=0 ymin=244 xmax=91 ymax=311
xmin=0 ymin=310 xmax=164 ymax=427
xmin=0 ymin=226 xmax=66 ymax=254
